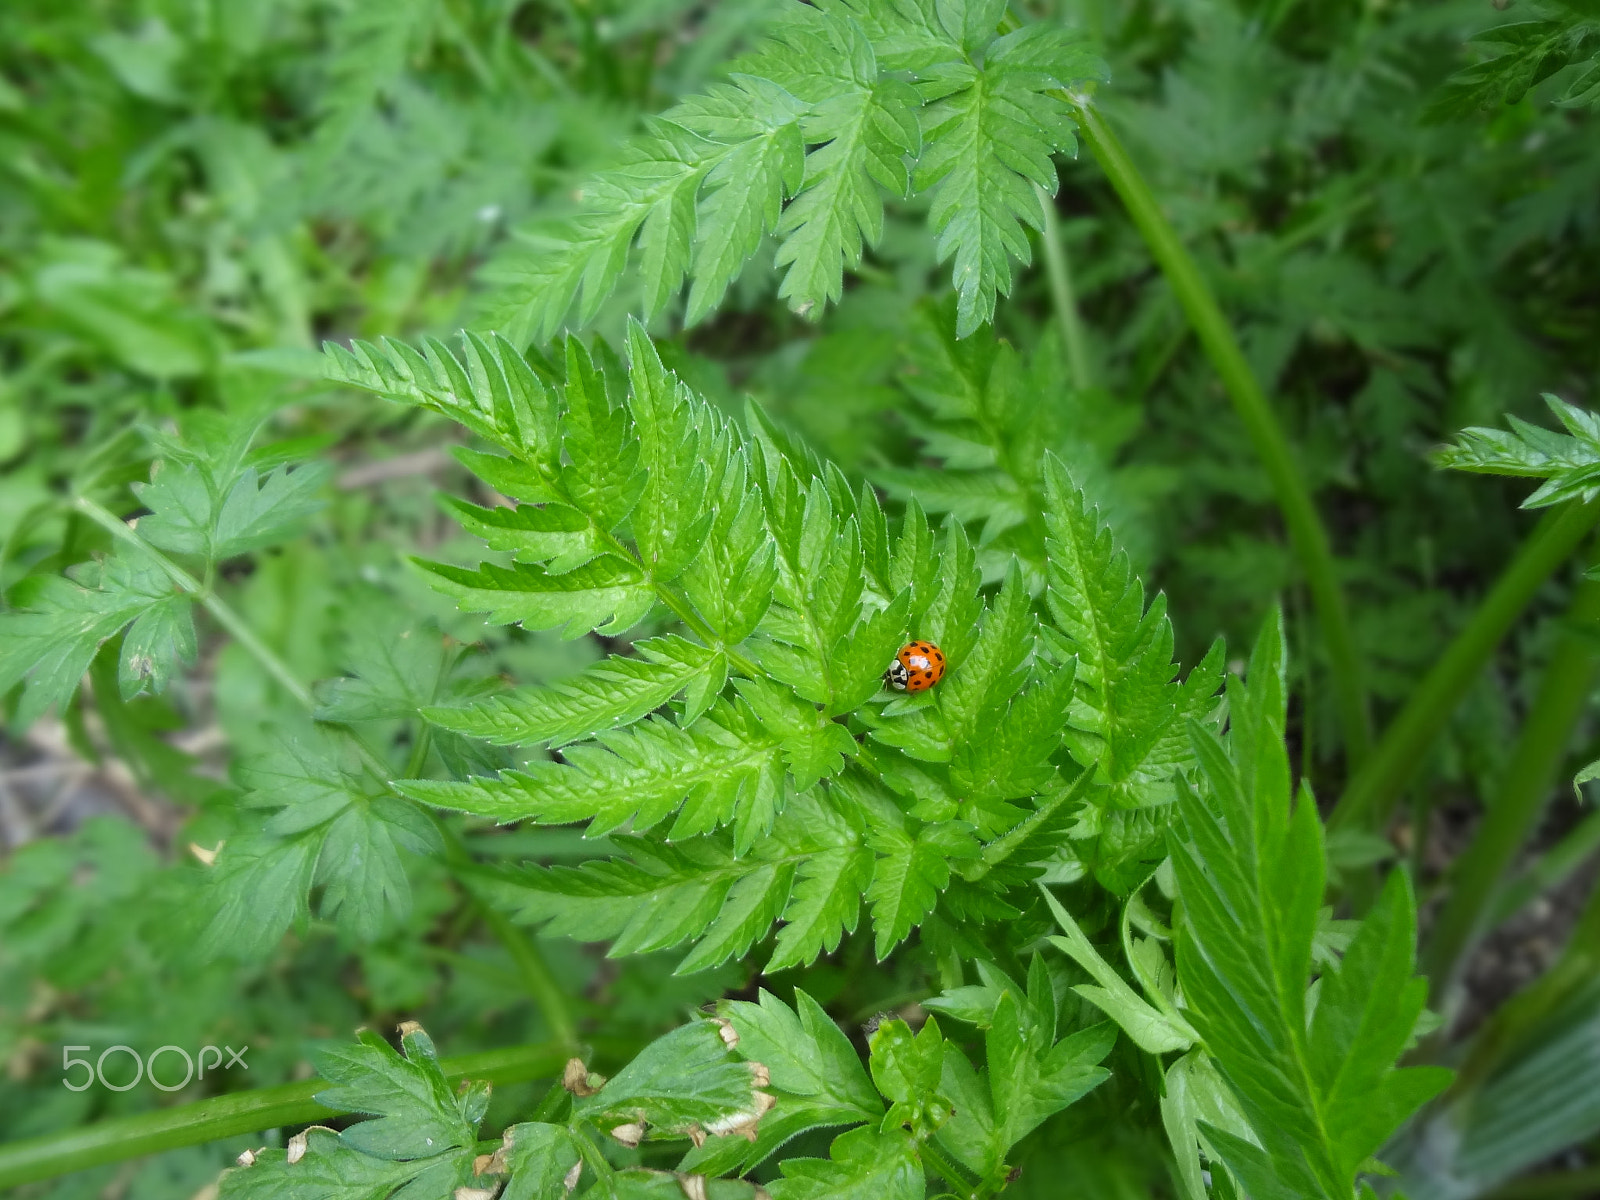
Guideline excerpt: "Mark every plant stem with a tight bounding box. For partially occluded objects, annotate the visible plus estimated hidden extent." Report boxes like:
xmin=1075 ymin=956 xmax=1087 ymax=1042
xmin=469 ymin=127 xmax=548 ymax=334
xmin=435 ymin=822 xmax=579 ymax=1046
xmin=0 ymin=1041 xmax=570 ymax=1188
xmin=597 ymin=527 xmax=762 ymax=678
xmin=480 ymin=899 xmax=580 ymax=1045
xmin=1331 ymin=499 xmax=1600 ymax=831
xmin=73 ymin=497 xmax=315 ymax=711
xmin=920 ymin=1139 xmax=979 ymax=1198
xmin=1034 ymin=182 xmax=1094 ymax=393
xmin=77 ymin=495 xmax=415 ymax=790
xmin=1422 ymin=565 xmax=1600 ymax=1001
xmin=572 ymin=1121 xmax=621 ymax=1191
xmin=1486 ymin=808 xmax=1600 ymax=928
xmin=1068 ymin=98 xmax=1373 ymax=766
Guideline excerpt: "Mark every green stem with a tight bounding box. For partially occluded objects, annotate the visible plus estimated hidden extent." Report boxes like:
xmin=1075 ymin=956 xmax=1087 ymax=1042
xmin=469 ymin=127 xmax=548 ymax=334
xmin=921 ymin=1139 xmax=979 ymax=1198
xmin=1331 ymin=499 xmax=1600 ymax=831
xmin=480 ymin=900 xmax=580 ymax=1045
xmin=1422 ymin=565 xmax=1600 ymax=1000
xmin=596 ymin=527 xmax=762 ymax=678
xmin=1486 ymin=807 xmax=1600 ymax=928
xmin=76 ymin=495 xmax=424 ymax=793
xmin=73 ymin=497 xmax=315 ymax=711
xmin=0 ymin=1041 xmax=569 ymax=1188
xmin=1034 ymin=182 xmax=1094 ymax=393
xmin=572 ymin=1121 xmax=621 ymax=1193
xmin=1068 ymin=98 xmax=1372 ymax=766
xmin=437 ymin=824 xmax=579 ymax=1046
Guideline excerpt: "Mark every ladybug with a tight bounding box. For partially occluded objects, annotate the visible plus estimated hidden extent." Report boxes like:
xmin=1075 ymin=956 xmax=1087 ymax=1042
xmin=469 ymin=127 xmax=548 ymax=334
xmin=886 ymin=641 xmax=946 ymax=693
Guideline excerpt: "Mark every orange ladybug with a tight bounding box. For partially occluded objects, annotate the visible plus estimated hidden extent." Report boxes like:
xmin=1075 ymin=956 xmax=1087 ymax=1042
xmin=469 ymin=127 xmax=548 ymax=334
xmin=886 ymin=641 xmax=946 ymax=693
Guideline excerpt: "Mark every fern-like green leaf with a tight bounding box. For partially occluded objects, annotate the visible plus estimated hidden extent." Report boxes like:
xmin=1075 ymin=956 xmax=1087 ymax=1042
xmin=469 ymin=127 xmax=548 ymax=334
xmin=414 ymin=557 xmax=655 ymax=640
xmin=422 ymin=635 xmax=724 ymax=747
xmin=914 ymin=26 xmax=1098 ymax=335
xmin=1436 ymin=393 xmax=1600 ymax=507
xmin=475 ymin=0 xmax=1105 ymax=337
xmin=1169 ymin=616 xmax=1450 ymax=1198
xmin=401 ymin=699 xmax=785 ymax=847
xmin=1042 ymin=455 xmax=1223 ymax=804
xmin=473 ymin=791 xmax=861 ymax=972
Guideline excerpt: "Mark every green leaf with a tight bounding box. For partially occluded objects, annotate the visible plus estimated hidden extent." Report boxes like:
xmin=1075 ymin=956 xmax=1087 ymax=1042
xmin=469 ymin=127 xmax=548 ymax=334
xmin=326 ymin=332 xmax=557 ymax=456
xmin=989 ymin=995 xmax=1113 ymax=1155
xmin=315 ymin=796 xmax=438 ymax=943
xmin=555 ymin=336 xmax=647 ymax=535
xmin=314 ymin=619 xmax=451 ymax=724
xmin=1169 ymin=614 xmax=1450 ymax=1198
xmin=685 ymin=989 xmax=880 ymax=1177
xmin=915 ymin=27 xmax=1102 ymax=335
xmin=219 ymin=1128 xmax=458 ymax=1199
xmin=136 ymin=462 xmax=328 ymax=561
xmin=415 ymin=556 xmax=654 ymax=640
xmin=1436 ymin=394 xmax=1600 ymax=507
xmin=498 ymin=1123 xmax=581 ymax=1200
xmin=578 ymin=1019 xmax=771 ymax=1141
xmin=767 ymin=18 xmax=921 ymax=318
xmin=313 ymin=1024 xmax=483 ymax=1160
xmin=950 ymin=660 xmax=1075 ymax=805
xmin=1042 ymin=456 xmax=1224 ymax=883
xmin=437 ymin=495 xmax=607 ymax=576
xmin=676 ymin=400 xmax=780 ymax=646
xmin=1042 ymin=886 xmax=1196 ymax=1054
xmin=479 ymin=122 xmax=722 ymax=344
xmin=473 ymin=7 xmax=1102 ymax=335
xmin=827 ymin=590 xmax=912 ymax=716
xmin=935 ymin=992 xmax=1113 ymax=1180
xmin=733 ymin=676 xmax=859 ymax=790
xmin=1160 ymin=1050 xmax=1258 ymax=1200
xmin=1429 ymin=11 xmax=1600 ymax=117
xmin=0 ymin=551 xmax=184 ymax=725
xmin=197 ymin=831 xmax=318 ymax=960
xmin=866 ymin=818 xmax=978 ymax=959
xmin=754 ymin=466 xmax=876 ymax=707
xmin=423 ymin=635 xmax=724 ymax=747
xmin=129 ymin=466 xmax=212 ymax=558
xmin=208 ymin=731 xmax=440 ymax=950
xmin=681 ymin=79 xmax=808 ymax=324
xmin=766 ymin=1125 xmax=924 ymax=1200
xmin=870 ymin=1016 xmax=950 ymax=1139
xmin=588 ymin=1171 xmax=766 ymax=1200
xmin=720 ymin=989 xmax=881 ymax=1118
xmin=471 ymin=793 xmax=859 ymax=972
xmin=765 ymin=844 xmax=874 ymax=972
xmin=403 ymin=698 xmax=784 ymax=846
xmin=117 ymin=594 xmax=196 ymax=700
xmin=626 ymin=320 xmax=716 ymax=583
xmin=209 ymin=463 xmax=330 ymax=559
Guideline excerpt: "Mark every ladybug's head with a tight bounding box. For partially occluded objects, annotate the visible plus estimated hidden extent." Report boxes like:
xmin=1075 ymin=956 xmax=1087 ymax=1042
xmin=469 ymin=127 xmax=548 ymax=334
xmin=885 ymin=659 xmax=910 ymax=691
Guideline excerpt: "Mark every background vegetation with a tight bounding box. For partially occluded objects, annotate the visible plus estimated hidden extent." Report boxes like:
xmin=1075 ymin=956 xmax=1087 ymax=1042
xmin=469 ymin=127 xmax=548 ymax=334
xmin=1 ymin=0 xmax=1598 ymax=1197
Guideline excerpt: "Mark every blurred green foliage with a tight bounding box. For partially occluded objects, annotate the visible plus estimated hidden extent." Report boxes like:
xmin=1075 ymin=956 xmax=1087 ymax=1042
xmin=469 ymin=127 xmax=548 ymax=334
xmin=1 ymin=0 xmax=1599 ymax=1197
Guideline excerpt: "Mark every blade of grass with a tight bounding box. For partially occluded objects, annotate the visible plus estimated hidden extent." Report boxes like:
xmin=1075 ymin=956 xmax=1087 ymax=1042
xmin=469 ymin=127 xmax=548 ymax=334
xmin=1423 ymin=566 xmax=1600 ymax=1001
xmin=1068 ymin=97 xmax=1372 ymax=766
xmin=1332 ymin=500 xmax=1600 ymax=832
